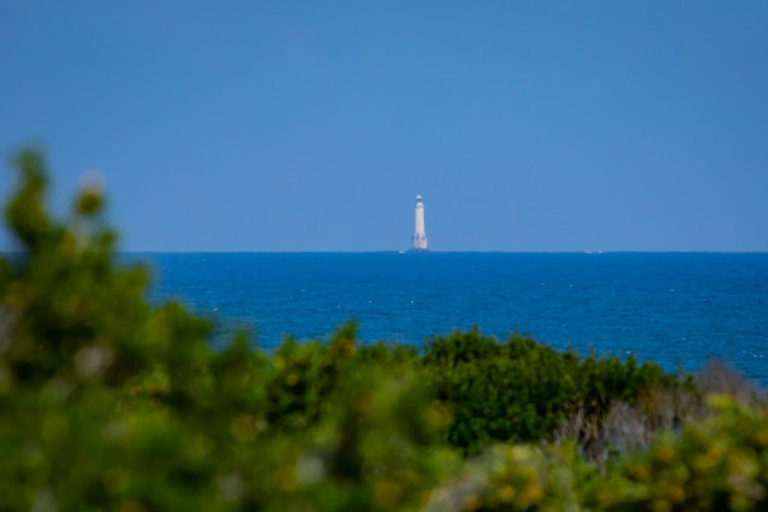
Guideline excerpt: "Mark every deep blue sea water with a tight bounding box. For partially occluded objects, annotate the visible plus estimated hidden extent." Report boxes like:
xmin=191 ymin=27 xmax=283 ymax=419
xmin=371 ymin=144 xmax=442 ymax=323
xmin=137 ymin=253 xmax=768 ymax=384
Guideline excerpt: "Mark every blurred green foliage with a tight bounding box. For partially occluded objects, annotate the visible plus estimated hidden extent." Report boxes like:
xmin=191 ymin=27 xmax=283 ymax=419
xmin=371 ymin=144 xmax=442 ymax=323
xmin=589 ymin=397 xmax=768 ymax=511
xmin=0 ymin=148 xmax=766 ymax=511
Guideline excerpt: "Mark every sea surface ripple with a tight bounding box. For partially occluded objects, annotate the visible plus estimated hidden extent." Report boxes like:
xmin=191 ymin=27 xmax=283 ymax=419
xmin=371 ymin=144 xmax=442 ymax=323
xmin=135 ymin=252 xmax=768 ymax=384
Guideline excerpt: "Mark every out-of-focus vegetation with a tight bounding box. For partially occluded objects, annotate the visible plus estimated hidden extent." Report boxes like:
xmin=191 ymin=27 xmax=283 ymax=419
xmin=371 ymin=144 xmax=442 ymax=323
xmin=0 ymin=148 xmax=765 ymax=511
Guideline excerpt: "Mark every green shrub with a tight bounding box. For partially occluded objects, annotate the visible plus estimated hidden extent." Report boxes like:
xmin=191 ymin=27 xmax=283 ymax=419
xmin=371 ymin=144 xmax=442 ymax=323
xmin=425 ymin=442 xmax=593 ymax=512
xmin=590 ymin=397 xmax=768 ymax=512
xmin=422 ymin=328 xmax=678 ymax=454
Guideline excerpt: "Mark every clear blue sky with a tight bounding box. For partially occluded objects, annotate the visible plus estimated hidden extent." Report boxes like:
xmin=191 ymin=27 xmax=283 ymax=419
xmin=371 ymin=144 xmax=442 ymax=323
xmin=1 ymin=1 xmax=767 ymax=251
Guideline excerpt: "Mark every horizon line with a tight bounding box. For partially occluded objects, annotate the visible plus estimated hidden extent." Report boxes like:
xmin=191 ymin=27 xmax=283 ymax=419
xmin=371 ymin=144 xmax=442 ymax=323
xmin=3 ymin=249 xmax=768 ymax=255
xmin=114 ymin=250 xmax=768 ymax=254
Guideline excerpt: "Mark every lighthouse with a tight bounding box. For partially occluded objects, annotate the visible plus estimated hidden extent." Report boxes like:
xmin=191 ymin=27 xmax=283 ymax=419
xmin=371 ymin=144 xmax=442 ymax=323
xmin=411 ymin=195 xmax=428 ymax=252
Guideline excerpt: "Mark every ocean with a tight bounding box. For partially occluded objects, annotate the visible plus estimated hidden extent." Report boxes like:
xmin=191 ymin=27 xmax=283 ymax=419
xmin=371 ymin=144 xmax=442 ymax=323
xmin=137 ymin=252 xmax=768 ymax=384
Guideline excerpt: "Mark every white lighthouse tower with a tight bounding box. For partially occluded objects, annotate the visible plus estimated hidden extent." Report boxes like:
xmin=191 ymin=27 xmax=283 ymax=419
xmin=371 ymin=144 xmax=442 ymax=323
xmin=411 ymin=195 xmax=428 ymax=252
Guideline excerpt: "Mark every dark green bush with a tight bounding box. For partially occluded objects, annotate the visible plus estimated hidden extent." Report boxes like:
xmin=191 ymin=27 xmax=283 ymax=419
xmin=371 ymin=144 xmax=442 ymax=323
xmin=421 ymin=328 xmax=677 ymax=454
